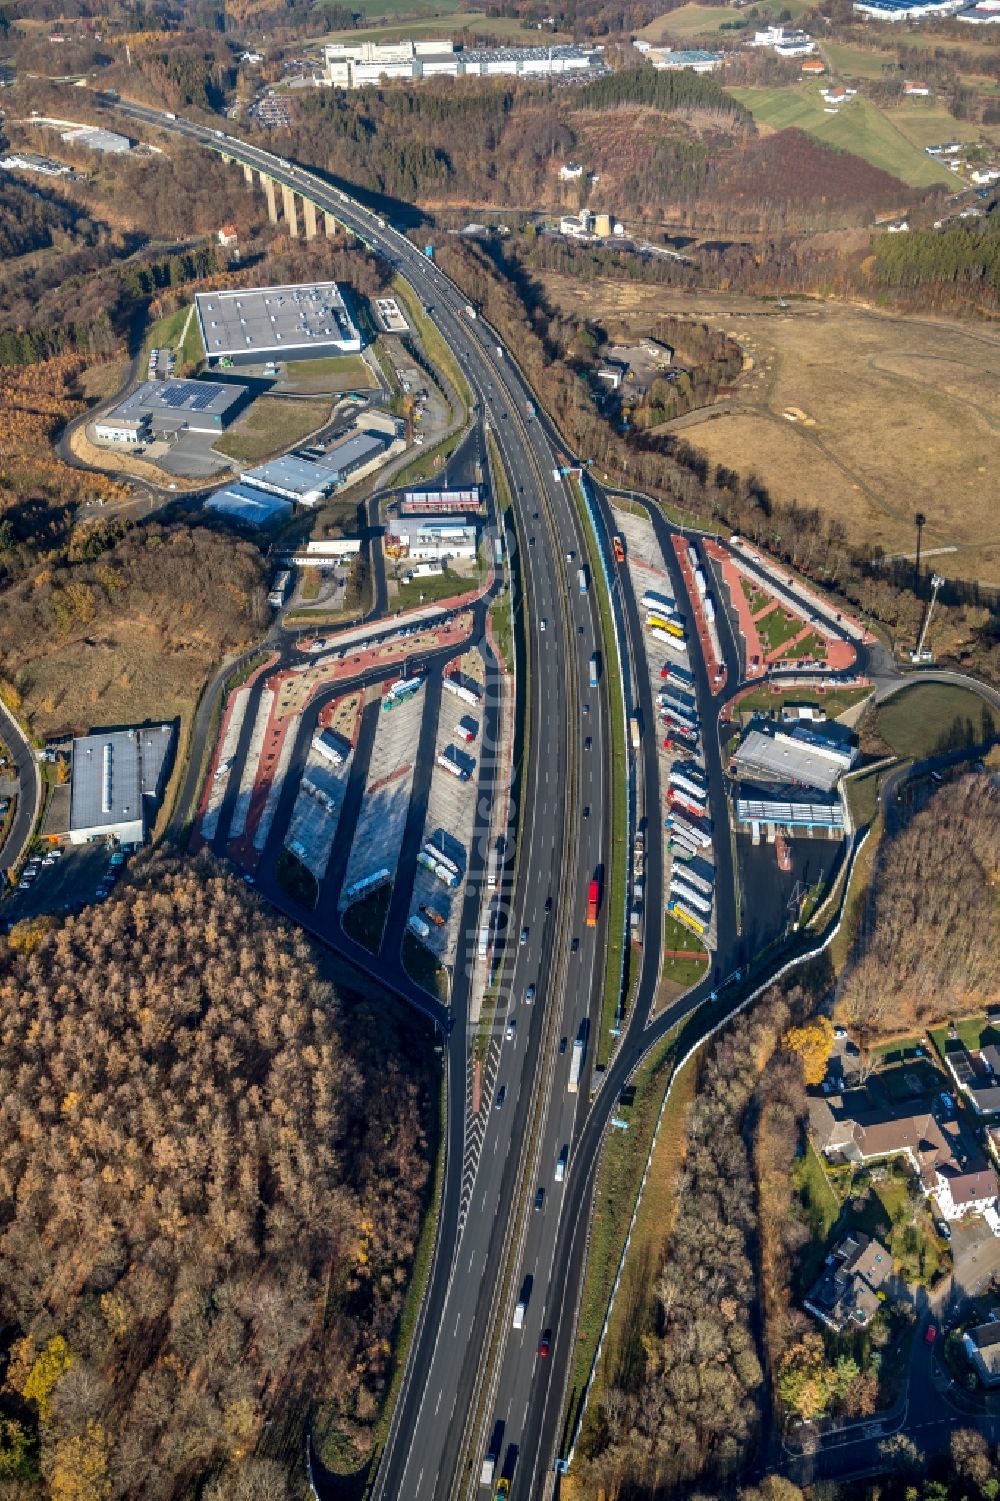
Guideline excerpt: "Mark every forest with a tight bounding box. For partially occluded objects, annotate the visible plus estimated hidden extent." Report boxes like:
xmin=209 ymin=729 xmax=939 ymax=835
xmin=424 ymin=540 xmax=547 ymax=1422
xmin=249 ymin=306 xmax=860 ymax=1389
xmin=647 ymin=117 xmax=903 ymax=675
xmin=0 ymin=855 xmax=435 ymax=1498
xmin=838 ymin=772 xmax=1000 ymax=1048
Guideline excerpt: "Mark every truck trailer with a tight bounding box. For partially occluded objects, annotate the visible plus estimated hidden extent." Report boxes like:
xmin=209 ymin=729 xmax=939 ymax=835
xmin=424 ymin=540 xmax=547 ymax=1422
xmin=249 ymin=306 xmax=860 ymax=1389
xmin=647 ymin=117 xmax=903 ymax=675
xmin=568 ymin=1036 xmax=585 ymax=1093
xmin=577 ymin=567 xmax=588 ymax=595
xmin=586 ymin=876 xmax=600 ymax=927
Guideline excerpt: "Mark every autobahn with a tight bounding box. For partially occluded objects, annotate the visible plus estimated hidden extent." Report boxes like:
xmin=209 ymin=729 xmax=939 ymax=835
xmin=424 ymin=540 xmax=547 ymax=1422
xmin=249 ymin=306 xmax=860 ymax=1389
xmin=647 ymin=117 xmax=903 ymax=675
xmin=102 ymin=99 xmax=626 ymax=1500
xmin=87 ymin=95 xmax=1000 ymax=1501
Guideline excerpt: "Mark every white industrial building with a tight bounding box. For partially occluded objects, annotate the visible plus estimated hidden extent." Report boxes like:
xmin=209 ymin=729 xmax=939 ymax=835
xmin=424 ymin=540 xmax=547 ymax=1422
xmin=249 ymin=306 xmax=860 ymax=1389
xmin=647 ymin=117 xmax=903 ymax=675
xmin=323 ymin=38 xmax=602 ymax=87
xmin=196 ymin=282 xmax=362 ymax=366
xmin=243 ymin=453 xmax=342 ymax=507
xmin=93 ymin=378 xmax=248 ymax=443
xmin=285 ymin=538 xmax=363 ymax=565
xmin=68 ymin=725 xmax=174 ymax=845
xmin=732 ymin=724 xmax=857 ymax=793
xmin=60 ymin=124 xmax=132 ymax=154
xmin=647 ymin=47 xmax=725 ymax=71
xmin=385 ymin=518 xmax=478 ymax=561
xmin=750 ymin=25 xmax=816 ymax=52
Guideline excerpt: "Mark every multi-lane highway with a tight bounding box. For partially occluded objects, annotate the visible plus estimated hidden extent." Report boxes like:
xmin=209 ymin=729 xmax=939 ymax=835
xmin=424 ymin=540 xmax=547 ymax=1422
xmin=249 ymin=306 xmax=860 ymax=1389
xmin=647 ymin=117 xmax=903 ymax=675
xmin=84 ymin=94 xmax=990 ymax=1501
xmin=102 ymin=100 xmax=625 ymax=1499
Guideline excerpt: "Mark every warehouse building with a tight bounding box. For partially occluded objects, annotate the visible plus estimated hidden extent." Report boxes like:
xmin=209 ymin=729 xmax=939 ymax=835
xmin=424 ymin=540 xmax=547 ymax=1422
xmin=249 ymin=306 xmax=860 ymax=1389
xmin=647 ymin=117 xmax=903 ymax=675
xmin=323 ymin=428 xmax=396 ymax=488
xmin=323 ymin=37 xmax=601 ymax=87
xmin=205 ymin=482 xmax=293 ymax=528
xmin=731 ymin=722 xmax=856 ymax=793
xmin=68 ymin=725 xmax=174 ymax=846
xmin=647 ymin=47 xmax=725 ymax=71
xmin=93 ymin=378 xmax=248 ymax=443
xmin=59 ymin=124 xmax=131 ymax=154
xmin=385 ymin=518 xmax=478 ymax=561
xmin=243 ymin=453 xmax=342 ymax=507
xmin=196 ymin=282 xmax=362 ymax=367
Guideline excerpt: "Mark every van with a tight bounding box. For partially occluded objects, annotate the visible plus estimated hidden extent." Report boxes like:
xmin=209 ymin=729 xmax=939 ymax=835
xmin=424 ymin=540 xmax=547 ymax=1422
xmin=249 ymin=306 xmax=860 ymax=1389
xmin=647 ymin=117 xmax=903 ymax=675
xmin=480 ymin=1453 xmax=497 ymax=1486
xmin=513 ymin=1299 xmax=526 ymax=1330
xmin=555 ymin=1146 xmax=568 ymax=1183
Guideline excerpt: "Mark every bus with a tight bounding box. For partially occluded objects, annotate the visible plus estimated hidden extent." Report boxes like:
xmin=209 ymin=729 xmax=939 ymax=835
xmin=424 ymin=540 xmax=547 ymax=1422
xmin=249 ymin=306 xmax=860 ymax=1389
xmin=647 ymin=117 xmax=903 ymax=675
xmin=647 ymin=614 xmax=685 ymax=641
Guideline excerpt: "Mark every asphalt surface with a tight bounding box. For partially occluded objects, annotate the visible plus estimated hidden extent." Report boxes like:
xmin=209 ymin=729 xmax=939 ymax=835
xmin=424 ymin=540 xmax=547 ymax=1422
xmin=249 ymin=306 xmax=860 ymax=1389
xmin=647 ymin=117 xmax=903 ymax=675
xmin=81 ymin=97 xmax=1000 ymax=1501
xmin=0 ymin=699 xmax=40 ymax=877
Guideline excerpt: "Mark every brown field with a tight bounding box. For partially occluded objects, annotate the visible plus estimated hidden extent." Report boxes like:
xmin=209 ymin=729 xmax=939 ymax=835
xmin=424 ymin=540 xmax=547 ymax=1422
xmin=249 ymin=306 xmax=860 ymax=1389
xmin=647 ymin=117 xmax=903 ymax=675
xmin=538 ymin=274 xmax=1000 ymax=585
xmin=20 ymin=619 xmax=220 ymax=741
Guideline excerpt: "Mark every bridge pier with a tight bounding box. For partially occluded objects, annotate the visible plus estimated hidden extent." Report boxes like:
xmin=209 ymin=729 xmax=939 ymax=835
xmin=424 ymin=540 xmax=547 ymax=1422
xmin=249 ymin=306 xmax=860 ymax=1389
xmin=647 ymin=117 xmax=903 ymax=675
xmin=324 ymin=211 xmax=337 ymax=239
xmin=243 ymin=162 xmax=254 ymax=186
xmin=281 ymin=183 xmax=299 ymax=237
xmin=302 ymin=198 xmax=318 ymax=240
xmin=263 ymin=175 xmax=279 ymax=225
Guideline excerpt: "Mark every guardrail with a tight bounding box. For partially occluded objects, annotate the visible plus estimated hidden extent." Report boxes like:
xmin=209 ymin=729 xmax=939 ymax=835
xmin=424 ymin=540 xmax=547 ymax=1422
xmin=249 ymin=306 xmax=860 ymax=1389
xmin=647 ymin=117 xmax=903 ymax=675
xmin=560 ymin=813 xmax=877 ymax=1472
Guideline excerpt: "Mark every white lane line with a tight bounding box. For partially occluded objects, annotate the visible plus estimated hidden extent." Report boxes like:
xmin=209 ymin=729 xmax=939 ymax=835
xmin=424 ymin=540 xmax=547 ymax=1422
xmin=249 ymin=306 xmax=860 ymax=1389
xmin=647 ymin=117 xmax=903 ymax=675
xmin=435 ymin=1389 xmax=443 ymax=1416
xmin=454 ymin=1312 xmax=462 ymax=1336
xmin=469 ymin=1248 xmax=477 ymax=1272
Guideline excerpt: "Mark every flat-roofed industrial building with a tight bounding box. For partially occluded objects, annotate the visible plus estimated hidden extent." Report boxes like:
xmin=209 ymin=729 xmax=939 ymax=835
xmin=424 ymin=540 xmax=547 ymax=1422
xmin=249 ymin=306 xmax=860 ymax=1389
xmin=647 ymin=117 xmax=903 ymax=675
xmin=243 ymin=453 xmax=342 ymax=507
xmin=731 ymin=724 xmax=856 ymax=792
xmin=385 ymin=517 xmax=478 ymax=561
xmin=68 ymin=724 xmax=174 ymax=845
xmin=93 ymin=378 xmax=248 ymax=442
xmin=196 ymin=282 xmax=362 ymax=367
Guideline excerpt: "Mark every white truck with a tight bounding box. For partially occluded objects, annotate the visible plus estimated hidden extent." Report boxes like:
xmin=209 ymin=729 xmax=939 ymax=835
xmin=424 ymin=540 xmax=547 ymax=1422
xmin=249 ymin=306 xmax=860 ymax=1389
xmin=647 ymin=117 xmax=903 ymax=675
xmin=568 ymin=1037 xmax=584 ymax=1093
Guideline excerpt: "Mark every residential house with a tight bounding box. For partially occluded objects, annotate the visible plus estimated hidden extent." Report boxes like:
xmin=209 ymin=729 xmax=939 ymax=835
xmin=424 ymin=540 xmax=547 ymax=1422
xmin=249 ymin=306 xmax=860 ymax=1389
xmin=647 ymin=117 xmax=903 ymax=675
xmin=559 ymin=161 xmax=584 ymax=180
xmin=943 ymin=1040 xmax=1000 ymax=1116
xmin=808 ymin=1092 xmax=1000 ymax=1223
xmin=903 ymin=80 xmax=931 ymax=94
xmin=963 ymin=1322 xmax=1000 ymax=1386
xmin=805 ymin=1233 xmax=891 ymax=1332
xmin=217 ymin=225 xmax=239 ymax=247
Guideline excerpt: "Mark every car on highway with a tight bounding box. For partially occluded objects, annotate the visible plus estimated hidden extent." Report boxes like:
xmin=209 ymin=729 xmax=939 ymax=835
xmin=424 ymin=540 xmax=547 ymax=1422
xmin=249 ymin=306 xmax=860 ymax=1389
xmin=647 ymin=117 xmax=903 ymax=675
xmin=520 ymin=925 xmax=529 ymax=945
xmin=495 ymin=1085 xmax=506 ymax=1110
xmin=534 ymin=1187 xmax=545 ymax=1211
xmin=571 ymin=937 xmax=579 ymax=953
xmin=525 ymin=984 xmax=535 ymax=1004
xmin=540 ymin=619 xmax=546 ymax=632
xmin=538 ymin=1328 xmax=552 ymax=1358
xmin=506 ymin=1020 xmax=516 ymax=1042
xmin=559 ymin=1037 xmax=567 ymax=1054
xmin=584 ymin=737 xmax=592 ymax=751
xmin=495 ymin=1481 xmax=510 ymax=1501
xmin=583 ymin=805 xmax=590 ymax=819
xmin=555 ymin=1146 xmax=568 ymax=1182
xmin=544 ymin=896 xmax=552 ymax=913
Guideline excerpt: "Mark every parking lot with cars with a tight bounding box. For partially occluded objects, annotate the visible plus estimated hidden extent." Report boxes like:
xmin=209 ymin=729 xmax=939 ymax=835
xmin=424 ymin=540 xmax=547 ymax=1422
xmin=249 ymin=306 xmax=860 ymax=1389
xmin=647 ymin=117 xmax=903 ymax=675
xmin=1 ymin=840 xmax=132 ymax=929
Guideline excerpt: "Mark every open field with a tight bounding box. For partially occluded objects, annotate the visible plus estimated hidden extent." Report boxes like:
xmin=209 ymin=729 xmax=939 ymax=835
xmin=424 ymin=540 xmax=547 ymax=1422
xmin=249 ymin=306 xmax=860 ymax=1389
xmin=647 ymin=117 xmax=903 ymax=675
xmin=537 ymin=276 xmax=1000 ymax=586
xmin=637 ymin=0 xmax=809 ymax=42
xmin=873 ymin=682 xmax=998 ymax=757
xmin=214 ymin=396 xmax=330 ymax=463
xmin=278 ymin=354 xmax=376 ymax=394
xmin=889 ymin=103 xmax=997 ymax=150
xmin=727 ymin=86 xmax=957 ymax=188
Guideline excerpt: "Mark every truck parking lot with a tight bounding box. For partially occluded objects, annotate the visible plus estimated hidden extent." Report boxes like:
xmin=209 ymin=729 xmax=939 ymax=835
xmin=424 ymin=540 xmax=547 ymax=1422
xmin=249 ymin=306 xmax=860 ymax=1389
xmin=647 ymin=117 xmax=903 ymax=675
xmin=340 ymin=679 xmax=425 ymax=913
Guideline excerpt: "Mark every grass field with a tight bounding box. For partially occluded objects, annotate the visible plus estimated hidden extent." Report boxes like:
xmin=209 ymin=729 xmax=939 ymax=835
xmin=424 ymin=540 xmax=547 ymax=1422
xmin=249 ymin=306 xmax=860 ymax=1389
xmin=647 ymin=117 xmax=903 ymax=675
xmin=401 ymin=930 xmax=449 ymax=1002
xmin=637 ymin=0 xmax=809 ymax=42
xmin=823 ymin=40 xmax=898 ymax=81
xmin=214 ymin=396 xmax=328 ymax=463
xmin=757 ymin=603 xmax=805 ymax=655
xmin=727 ymin=86 xmax=957 ymax=188
xmin=874 ymin=682 xmax=998 ymax=758
xmin=562 ymin=1030 xmax=681 ymax=1449
xmin=279 ymin=354 xmax=376 ymax=394
xmin=736 ymin=684 xmax=872 ymax=719
xmin=741 ymin=576 xmax=771 ymax=615
xmin=540 ymin=274 xmax=1000 ymax=589
xmin=393 ymin=564 xmax=483 ymax=610
xmin=889 ymin=104 xmax=991 ymax=150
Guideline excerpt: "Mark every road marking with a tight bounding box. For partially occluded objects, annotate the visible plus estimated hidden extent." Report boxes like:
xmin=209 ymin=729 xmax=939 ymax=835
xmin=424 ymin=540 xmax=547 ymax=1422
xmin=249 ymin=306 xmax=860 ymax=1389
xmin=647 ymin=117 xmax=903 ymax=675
xmin=468 ymin=1248 xmax=477 ymax=1272
xmin=454 ymin=1312 xmax=462 ymax=1335
xmin=434 ymin=1389 xmax=443 ymax=1415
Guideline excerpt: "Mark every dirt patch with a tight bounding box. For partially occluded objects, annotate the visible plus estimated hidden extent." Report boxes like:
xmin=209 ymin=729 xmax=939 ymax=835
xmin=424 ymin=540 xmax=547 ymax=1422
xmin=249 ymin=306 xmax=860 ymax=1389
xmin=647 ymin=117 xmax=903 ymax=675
xmin=20 ymin=618 xmax=217 ymax=741
xmin=536 ymin=276 xmax=1000 ymax=585
xmin=69 ymin=424 xmax=222 ymax=492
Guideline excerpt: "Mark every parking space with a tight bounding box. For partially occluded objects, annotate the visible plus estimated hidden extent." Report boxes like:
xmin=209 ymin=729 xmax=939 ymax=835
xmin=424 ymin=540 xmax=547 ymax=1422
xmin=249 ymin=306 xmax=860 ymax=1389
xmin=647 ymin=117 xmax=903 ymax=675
xmin=408 ymin=654 xmax=483 ymax=968
xmin=201 ymin=680 xmax=256 ymax=842
xmin=282 ymin=695 xmax=360 ymax=880
xmin=340 ymin=681 xmax=426 ymax=912
xmin=0 ymin=841 xmax=129 ymax=928
xmin=617 ymin=506 xmax=717 ymax=960
xmin=229 ymin=687 xmax=275 ymax=842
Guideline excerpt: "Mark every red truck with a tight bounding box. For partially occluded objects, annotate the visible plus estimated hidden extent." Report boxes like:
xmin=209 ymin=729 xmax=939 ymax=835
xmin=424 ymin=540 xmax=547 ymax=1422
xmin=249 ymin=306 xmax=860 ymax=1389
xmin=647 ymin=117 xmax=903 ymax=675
xmin=586 ymin=876 xmax=600 ymax=927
